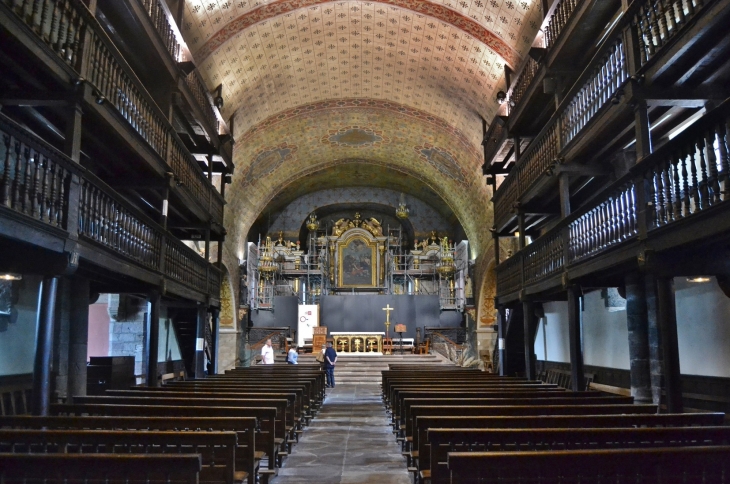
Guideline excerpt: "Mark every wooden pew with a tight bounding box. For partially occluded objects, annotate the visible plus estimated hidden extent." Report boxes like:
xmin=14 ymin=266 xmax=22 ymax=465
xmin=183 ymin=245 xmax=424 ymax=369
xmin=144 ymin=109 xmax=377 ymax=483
xmin=407 ymin=404 xmax=657 ymax=450
xmin=0 ymin=453 xmax=202 ymax=483
xmin=0 ymin=416 xmax=257 ymax=484
xmin=50 ymin=403 xmax=279 ymax=476
xmin=447 ymin=446 xmax=730 ymax=483
xmin=390 ymin=389 xmax=608 ymax=426
xmin=388 ymin=385 xmax=564 ymax=422
xmin=413 ymin=413 xmax=726 ymax=484
xmin=0 ymin=429 xmax=243 ymax=484
xmin=73 ymin=395 xmax=294 ymax=456
xmin=429 ymin=426 xmax=730 ymax=484
xmin=399 ymin=395 xmax=633 ymax=434
xmin=386 ymin=382 xmax=558 ymax=410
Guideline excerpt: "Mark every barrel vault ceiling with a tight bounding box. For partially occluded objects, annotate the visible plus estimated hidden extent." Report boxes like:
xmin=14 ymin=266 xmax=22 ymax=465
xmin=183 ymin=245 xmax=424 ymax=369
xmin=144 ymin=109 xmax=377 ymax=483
xmin=181 ymin=0 xmax=543 ymax=262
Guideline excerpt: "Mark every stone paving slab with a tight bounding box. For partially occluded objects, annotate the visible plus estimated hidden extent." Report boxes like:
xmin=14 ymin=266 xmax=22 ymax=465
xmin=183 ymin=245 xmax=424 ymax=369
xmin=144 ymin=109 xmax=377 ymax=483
xmin=271 ymin=384 xmax=411 ymax=484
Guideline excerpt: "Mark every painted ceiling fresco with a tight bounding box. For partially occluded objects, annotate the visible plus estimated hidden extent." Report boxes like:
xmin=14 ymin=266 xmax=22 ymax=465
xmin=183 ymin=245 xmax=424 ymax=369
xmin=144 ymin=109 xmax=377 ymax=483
xmin=180 ymin=0 xmax=543 ymax=266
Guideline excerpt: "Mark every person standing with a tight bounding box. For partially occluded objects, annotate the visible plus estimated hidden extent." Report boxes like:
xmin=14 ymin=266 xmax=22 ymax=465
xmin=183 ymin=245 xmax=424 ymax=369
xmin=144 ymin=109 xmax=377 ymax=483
xmin=287 ymin=344 xmax=298 ymax=364
xmin=324 ymin=341 xmax=337 ymax=388
xmin=261 ymin=338 xmax=274 ymax=364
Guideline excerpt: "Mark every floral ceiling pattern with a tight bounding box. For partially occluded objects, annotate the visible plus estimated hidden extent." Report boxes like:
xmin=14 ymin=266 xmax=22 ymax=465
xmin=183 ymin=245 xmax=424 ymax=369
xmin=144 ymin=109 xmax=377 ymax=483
xmin=180 ymin=0 xmax=542 ymax=274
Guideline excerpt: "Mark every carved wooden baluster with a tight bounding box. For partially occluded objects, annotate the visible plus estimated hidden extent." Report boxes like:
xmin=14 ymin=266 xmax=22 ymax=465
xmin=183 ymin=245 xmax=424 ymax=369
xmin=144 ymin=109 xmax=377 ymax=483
xmin=705 ymin=128 xmax=720 ymax=205
xmin=118 ymin=210 xmax=127 ymax=255
xmin=643 ymin=5 xmax=656 ymax=59
xmin=670 ymin=154 xmax=682 ymax=219
xmin=1 ymin=134 xmax=12 ymax=207
xmin=31 ymin=0 xmax=44 ymax=33
xmin=21 ymin=147 xmax=33 ymax=214
xmin=619 ymin=187 xmax=629 ymax=240
xmin=655 ymin=0 xmax=669 ymax=44
xmin=685 ymin=0 xmax=696 ymax=17
xmin=39 ymin=0 xmax=53 ymax=41
xmin=11 ymin=142 xmax=23 ymax=212
xmin=67 ymin=9 xmax=80 ymax=66
xmin=56 ymin=167 xmax=66 ymax=228
xmin=77 ymin=178 xmax=86 ymax=234
xmin=47 ymin=0 xmax=61 ymax=49
xmin=687 ymin=142 xmax=700 ymax=213
xmin=673 ymin=0 xmax=687 ymax=25
xmin=663 ymin=0 xmax=678 ymax=32
xmin=651 ymin=166 xmax=663 ymax=226
xmin=717 ymin=119 xmax=730 ymax=200
xmin=697 ymin=137 xmax=710 ymax=209
xmin=38 ymin=155 xmax=49 ymax=223
xmin=46 ymin=162 xmax=57 ymax=225
xmin=679 ymin=148 xmax=692 ymax=216
xmin=31 ymin=150 xmax=42 ymax=219
xmin=55 ymin=0 xmax=69 ymax=60
xmin=660 ymin=160 xmax=673 ymax=223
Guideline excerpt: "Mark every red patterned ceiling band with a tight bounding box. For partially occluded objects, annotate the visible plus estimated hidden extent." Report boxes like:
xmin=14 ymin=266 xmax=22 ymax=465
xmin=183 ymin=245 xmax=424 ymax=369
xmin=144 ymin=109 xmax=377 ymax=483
xmin=193 ymin=0 xmax=521 ymax=68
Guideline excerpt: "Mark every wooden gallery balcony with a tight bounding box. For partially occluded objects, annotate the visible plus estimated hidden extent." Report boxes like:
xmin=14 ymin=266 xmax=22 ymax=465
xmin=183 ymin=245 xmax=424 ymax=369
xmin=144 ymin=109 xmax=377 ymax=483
xmin=0 ymin=0 xmax=227 ymax=234
xmin=492 ymin=0 xmax=728 ymax=235
xmin=491 ymin=0 xmax=730 ymax=302
xmin=496 ymin=98 xmax=730 ymax=303
xmin=0 ymin=112 xmax=220 ymax=302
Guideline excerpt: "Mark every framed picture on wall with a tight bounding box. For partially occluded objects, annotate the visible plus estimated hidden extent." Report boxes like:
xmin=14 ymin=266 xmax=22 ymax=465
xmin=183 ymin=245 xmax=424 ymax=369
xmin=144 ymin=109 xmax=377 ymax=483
xmin=338 ymin=236 xmax=377 ymax=288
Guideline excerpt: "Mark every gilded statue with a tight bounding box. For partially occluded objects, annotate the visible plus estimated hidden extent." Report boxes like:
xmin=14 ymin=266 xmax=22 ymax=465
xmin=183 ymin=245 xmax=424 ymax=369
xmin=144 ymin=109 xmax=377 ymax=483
xmin=332 ymin=218 xmax=353 ymax=237
xmin=361 ymin=217 xmax=383 ymax=236
xmin=275 ymin=232 xmax=285 ymax=246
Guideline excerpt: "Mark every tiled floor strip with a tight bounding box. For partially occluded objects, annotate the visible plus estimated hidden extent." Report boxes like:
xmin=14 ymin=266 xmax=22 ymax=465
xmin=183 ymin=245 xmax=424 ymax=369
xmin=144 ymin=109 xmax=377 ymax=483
xmin=271 ymin=383 xmax=411 ymax=484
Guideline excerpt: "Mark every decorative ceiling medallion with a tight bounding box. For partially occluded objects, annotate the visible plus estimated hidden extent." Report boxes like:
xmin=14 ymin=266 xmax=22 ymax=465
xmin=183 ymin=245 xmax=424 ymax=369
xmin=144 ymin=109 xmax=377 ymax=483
xmin=243 ymin=142 xmax=298 ymax=184
xmin=322 ymin=126 xmax=390 ymax=148
xmin=415 ymin=144 xmax=466 ymax=184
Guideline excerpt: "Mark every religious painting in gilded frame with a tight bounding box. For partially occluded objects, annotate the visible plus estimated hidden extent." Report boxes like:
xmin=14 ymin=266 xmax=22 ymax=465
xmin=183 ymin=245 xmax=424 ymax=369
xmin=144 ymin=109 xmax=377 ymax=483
xmin=338 ymin=236 xmax=377 ymax=288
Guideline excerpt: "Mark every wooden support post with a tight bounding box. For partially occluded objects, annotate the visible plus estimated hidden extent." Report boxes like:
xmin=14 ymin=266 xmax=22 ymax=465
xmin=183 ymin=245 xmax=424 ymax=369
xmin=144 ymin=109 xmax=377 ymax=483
xmin=559 ymin=173 xmax=571 ymax=217
xmin=634 ymin=100 xmax=652 ymax=161
xmin=567 ymin=285 xmax=585 ymax=391
xmin=67 ymin=276 xmax=90 ymax=401
xmin=194 ymin=304 xmax=208 ymax=378
xmin=211 ymin=308 xmax=220 ymax=375
xmin=625 ymin=273 xmax=652 ymax=404
xmin=145 ymin=293 xmax=161 ymax=387
xmin=497 ymin=306 xmax=506 ymax=376
xmin=32 ymin=276 xmax=60 ymax=415
xmin=657 ymin=277 xmax=683 ymax=413
xmin=522 ymin=301 xmax=536 ymax=380
xmin=517 ymin=211 xmax=526 ymax=249
xmin=644 ymin=274 xmax=664 ymax=405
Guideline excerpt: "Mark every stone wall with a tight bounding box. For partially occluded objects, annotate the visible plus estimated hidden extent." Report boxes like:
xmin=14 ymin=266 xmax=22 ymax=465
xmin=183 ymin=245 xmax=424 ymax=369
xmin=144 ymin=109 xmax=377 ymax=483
xmin=106 ymin=294 xmax=147 ymax=381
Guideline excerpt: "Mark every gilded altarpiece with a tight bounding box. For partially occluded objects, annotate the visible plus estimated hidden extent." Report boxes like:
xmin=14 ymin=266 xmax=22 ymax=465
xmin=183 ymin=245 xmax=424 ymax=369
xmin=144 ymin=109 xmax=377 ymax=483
xmin=328 ymin=214 xmax=387 ymax=290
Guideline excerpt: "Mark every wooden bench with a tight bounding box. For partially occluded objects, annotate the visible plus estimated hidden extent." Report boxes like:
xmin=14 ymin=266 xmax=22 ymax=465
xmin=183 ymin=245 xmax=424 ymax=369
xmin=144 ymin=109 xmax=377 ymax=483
xmin=412 ymin=413 xmax=726 ymax=484
xmin=50 ymin=403 xmax=280 ymax=477
xmin=73 ymin=395 xmax=293 ymax=456
xmin=399 ymin=395 xmax=633 ymax=443
xmin=386 ymin=382 xmax=556 ymax=410
xmin=0 ymin=415 xmax=258 ymax=484
xmin=0 ymin=453 xmax=202 ymax=483
xmin=429 ymin=426 xmax=730 ymax=484
xmin=0 ymin=429 xmax=243 ymax=484
xmin=447 ymin=446 xmax=730 ymax=483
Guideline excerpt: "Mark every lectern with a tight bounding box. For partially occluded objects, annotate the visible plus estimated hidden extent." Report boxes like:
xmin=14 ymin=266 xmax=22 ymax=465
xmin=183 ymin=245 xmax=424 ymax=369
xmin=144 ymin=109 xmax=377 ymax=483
xmin=312 ymin=326 xmax=327 ymax=351
xmin=394 ymin=324 xmax=406 ymax=355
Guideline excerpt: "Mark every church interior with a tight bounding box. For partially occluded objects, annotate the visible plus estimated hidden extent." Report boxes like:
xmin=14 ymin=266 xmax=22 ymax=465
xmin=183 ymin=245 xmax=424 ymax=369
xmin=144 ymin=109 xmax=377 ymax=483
xmin=1 ymin=0 xmax=730 ymax=481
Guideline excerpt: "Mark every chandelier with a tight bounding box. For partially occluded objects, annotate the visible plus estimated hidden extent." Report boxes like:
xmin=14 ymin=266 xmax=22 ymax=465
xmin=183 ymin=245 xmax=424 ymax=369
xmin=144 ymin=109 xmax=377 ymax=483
xmin=395 ymin=193 xmax=409 ymax=219
xmin=306 ymin=212 xmax=320 ymax=231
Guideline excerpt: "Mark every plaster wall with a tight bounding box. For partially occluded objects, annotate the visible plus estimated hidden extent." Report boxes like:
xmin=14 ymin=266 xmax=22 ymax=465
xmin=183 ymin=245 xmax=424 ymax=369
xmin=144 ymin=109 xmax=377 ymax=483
xmin=535 ymin=279 xmax=730 ymax=378
xmin=88 ymin=301 xmax=110 ymax=358
xmin=674 ymin=277 xmax=730 ymax=378
xmin=0 ymin=275 xmax=41 ymax=376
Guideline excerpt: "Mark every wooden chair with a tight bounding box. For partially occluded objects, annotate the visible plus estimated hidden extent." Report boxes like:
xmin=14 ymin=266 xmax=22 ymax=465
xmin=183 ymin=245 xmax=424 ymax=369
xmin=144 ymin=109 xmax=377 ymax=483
xmin=417 ymin=339 xmax=429 ymax=355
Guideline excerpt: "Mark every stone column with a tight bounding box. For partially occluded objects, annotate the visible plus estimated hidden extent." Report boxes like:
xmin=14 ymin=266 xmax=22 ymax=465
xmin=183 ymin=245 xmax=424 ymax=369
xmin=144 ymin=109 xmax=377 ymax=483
xmin=625 ymin=273 xmax=652 ymax=404
xmin=67 ymin=276 xmax=90 ymax=401
xmin=32 ymin=276 xmax=60 ymax=415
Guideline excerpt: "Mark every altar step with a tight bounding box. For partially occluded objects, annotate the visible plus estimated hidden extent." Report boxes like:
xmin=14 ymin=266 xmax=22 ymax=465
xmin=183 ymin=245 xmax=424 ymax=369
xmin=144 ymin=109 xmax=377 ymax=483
xmin=297 ymin=353 xmax=454 ymax=385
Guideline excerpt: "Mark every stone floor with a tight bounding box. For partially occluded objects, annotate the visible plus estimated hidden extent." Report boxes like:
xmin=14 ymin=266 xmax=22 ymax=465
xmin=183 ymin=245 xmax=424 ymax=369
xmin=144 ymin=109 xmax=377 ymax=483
xmin=271 ymin=383 xmax=411 ymax=484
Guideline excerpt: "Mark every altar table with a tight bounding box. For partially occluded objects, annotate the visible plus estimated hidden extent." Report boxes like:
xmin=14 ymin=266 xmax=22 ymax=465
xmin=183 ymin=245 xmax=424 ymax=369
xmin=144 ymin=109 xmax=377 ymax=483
xmin=330 ymin=332 xmax=385 ymax=353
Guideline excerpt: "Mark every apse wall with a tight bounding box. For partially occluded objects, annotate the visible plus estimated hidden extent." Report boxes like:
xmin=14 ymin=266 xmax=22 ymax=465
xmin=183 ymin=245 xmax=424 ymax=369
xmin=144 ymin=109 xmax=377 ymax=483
xmin=534 ymin=278 xmax=730 ymax=378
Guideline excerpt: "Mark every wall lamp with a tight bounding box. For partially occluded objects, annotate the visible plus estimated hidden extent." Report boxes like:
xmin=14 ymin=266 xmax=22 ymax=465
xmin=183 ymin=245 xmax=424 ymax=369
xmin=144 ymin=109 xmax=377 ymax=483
xmin=496 ymin=91 xmax=507 ymax=104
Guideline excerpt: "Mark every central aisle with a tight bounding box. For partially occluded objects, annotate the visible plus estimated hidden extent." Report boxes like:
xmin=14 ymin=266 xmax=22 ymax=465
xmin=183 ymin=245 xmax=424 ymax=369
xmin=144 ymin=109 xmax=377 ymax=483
xmin=271 ymin=383 xmax=411 ymax=484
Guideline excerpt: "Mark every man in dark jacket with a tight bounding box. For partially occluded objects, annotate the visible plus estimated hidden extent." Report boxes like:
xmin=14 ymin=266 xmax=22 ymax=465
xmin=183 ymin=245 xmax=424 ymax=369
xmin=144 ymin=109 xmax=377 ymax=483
xmin=324 ymin=341 xmax=338 ymax=388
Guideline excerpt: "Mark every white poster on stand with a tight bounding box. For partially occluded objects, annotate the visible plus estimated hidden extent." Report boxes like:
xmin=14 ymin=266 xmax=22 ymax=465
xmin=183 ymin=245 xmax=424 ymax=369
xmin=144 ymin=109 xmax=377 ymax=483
xmin=298 ymin=305 xmax=319 ymax=347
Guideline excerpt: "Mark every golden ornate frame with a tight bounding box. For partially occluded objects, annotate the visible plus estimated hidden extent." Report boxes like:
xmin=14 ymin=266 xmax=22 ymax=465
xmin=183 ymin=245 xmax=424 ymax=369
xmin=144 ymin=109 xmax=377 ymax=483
xmin=337 ymin=234 xmax=377 ymax=288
